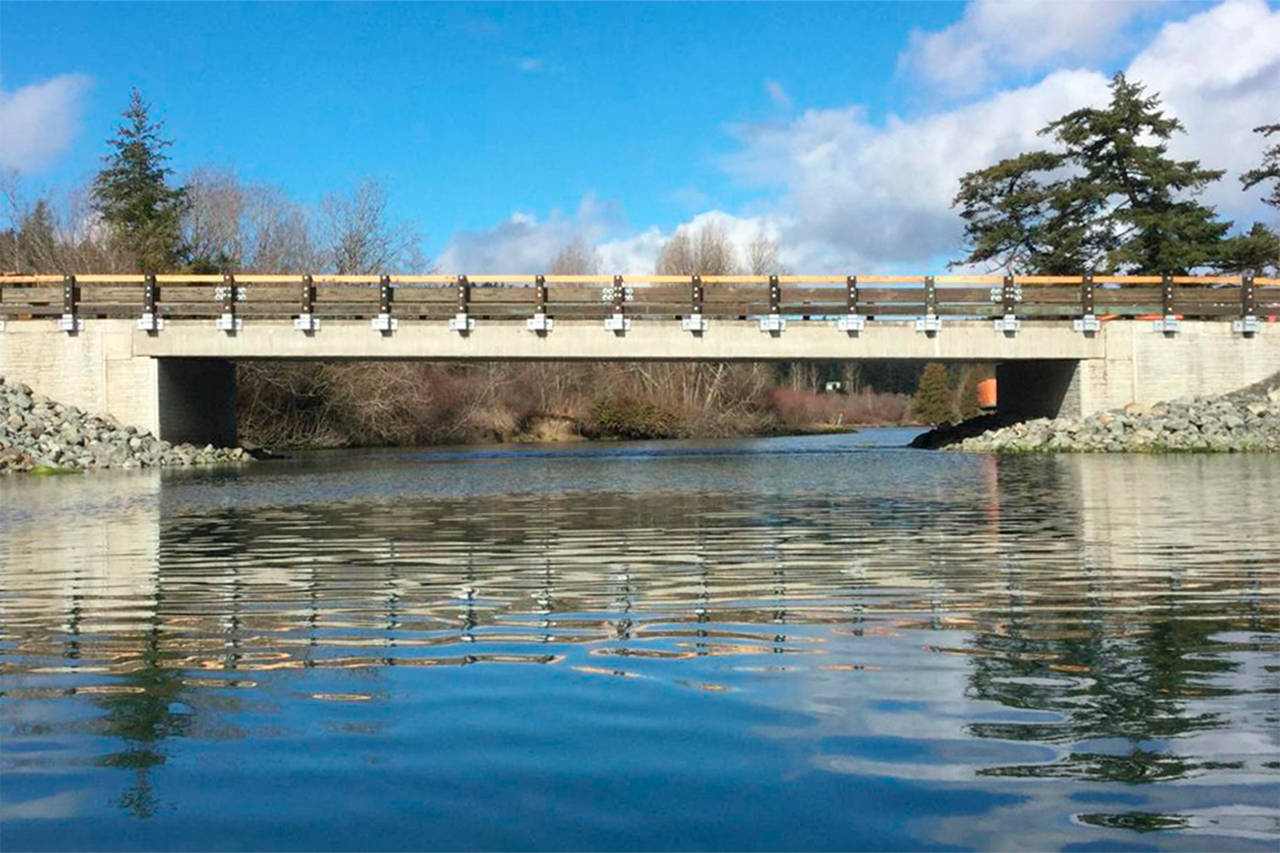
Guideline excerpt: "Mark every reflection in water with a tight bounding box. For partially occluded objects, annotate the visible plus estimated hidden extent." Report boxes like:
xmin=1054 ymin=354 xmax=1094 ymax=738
xmin=1 ymin=436 xmax=1278 ymax=850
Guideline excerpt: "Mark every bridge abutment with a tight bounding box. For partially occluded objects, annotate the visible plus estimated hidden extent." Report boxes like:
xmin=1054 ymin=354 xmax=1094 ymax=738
xmin=0 ymin=320 xmax=236 ymax=447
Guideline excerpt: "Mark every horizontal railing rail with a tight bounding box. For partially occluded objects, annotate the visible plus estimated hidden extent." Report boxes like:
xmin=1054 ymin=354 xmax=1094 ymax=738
xmin=1 ymin=273 xmax=1276 ymax=335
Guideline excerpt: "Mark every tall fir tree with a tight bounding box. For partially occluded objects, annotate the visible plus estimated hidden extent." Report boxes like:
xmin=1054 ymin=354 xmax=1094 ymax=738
xmin=92 ymin=89 xmax=187 ymax=271
xmin=954 ymin=74 xmax=1239 ymax=275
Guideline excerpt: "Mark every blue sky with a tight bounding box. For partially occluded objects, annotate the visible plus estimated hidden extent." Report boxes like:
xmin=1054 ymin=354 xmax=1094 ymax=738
xmin=2 ymin=1 xmax=1277 ymax=271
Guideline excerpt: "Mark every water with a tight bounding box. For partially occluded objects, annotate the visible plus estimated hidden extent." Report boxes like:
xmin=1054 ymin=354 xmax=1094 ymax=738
xmin=2 ymin=430 xmax=1278 ymax=851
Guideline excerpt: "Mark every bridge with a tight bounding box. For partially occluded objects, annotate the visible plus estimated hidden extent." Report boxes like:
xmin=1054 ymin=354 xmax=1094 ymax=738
xmin=1 ymin=272 xmax=1277 ymax=446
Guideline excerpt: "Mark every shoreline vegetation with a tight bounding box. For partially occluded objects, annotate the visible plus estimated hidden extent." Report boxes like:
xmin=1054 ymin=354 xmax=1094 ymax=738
xmin=235 ymin=361 xmax=921 ymax=449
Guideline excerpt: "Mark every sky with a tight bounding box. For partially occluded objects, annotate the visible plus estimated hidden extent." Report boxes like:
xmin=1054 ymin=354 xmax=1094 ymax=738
xmin=1 ymin=0 xmax=1278 ymax=273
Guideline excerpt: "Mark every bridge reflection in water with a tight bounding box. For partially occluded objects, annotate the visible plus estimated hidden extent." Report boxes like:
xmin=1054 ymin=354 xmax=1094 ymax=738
xmin=1 ymin=446 xmax=1277 ymax=846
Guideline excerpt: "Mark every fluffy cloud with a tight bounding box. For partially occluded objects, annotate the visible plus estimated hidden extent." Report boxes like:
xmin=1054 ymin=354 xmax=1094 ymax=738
xmin=441 ymin=1 xmax=1280 ymax=273
xmin=1127 ymin=0 xmax=1280 ymax=218
xmin=437 ymin=195 xmax=619 ymax=271
xmin=725 ymin=69 xmax=1109 ymax=266
xmin=0 ymin=74 xmax=92 ymax=172
xmin=898 ymin=0 xmax=1149 ymax=95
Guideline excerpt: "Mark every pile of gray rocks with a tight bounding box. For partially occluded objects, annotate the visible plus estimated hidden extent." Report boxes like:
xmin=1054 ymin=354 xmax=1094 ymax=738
xmin=949 ymin=386 xmax=1280 ymax=454
xmin=1 ymin=377 xmax=251 ymax=472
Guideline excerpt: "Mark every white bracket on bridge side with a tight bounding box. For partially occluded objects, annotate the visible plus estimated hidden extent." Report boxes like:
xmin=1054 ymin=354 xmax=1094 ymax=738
xmin=0 ymin=319 xmax=6 ymax=333
xmin=604 ymin=313 xmax=631 ymax=333
xmin=758 ymin=315 xmax=786 ymax=334
xmin=993 ymin=314 xmax=1021 ymax=334
xmin=527 ymin=313 xmax=553 ymax=333
xmin=1152 ymin=315 xmax=1180 ymax=335
xmin=1073 ymin=314 xmax=1101 ymax=334
xmin=915 ymin=315 xmax=942 ymax=335
xmin=58 ymin=314 xmax=84 ymax=334
xmin=1233 ymin=316 xmax=1261 ymax=336
xmin=836 ymin=314 xmax=866 ymax=333
xmin=448 ymin=312 xmax=475 ymax=333
xmin=293 ymin=313 xmax=320 ymax=333
xmin=215 ymin=313 xmax=243 ymax=333
xmin=137 ymin=312 xmax=164 ymax=332
xmin=371 ymin=313 xmax=397 ymax=333
xmin=681 ymin=314 xmax=708 ymax=333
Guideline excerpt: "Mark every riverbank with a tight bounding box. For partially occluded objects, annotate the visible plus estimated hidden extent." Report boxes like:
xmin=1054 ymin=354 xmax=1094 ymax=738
xmin=917 ymin=378 xmax=1280 ymax=453
xmin=1 ymin=377 xmax=251 ymax=473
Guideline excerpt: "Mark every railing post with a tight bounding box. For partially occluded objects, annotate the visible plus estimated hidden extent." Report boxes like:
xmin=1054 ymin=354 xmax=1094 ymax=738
xmin=1234 ymin=274 xmax=1260 ymax=336
xmin=527 ymin=274 xmax=552 ymax=333
xmin=915 ymin=275 xmax=940 ymax=334
xmin=294 ymin=274 xmax=319 ymax=332
xmin=216 ymin=273 xmax=242 ymax=332
xmin=994 ymin=274 xmax=1020 ymax=334
xmin=1074 ymin=274 xmax=1099 ymax=333
xmin=682 ymin=274 xmax=707 ymax=333
xmin=372 ymin=274 xmax=396 ymax=332
xmin=604 ymin=274 xmax=630 ymax=332
xmin=138 ymin=273 xmax=163 ymax=332
xmin=837 ymin=274 xmax=864 ymax=332
xmin=58 ymin=274 xmax=83 ymax=333
xmin=1154 ymin=272 xmax=1179 ymax=334
xmin=759 ymin=274 xmax=785 ymax=333
xmin=449 ymin=274 xmax=475 ymax=333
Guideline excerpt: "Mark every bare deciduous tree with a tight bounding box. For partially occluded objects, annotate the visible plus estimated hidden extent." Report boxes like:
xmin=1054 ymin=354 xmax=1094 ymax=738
xmin=549 ymin=238 xmax=602 ymax=275
xmin=183 ymin=167 xmax=246 ymax=271
xmin=656 ymin=222 xmax=740 ymax=275
xmin=320 ymin=177 xmax=422 ymax=273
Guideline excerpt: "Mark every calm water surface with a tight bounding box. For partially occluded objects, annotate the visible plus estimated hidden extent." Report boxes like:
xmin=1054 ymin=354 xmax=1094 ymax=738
xmin=1 ymin=430 xmax=1278 ymax=851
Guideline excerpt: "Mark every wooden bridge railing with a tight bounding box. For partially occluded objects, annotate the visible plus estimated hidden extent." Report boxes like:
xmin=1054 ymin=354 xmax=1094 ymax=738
xmin=0 ymin=273 xmax=1276 ymax=331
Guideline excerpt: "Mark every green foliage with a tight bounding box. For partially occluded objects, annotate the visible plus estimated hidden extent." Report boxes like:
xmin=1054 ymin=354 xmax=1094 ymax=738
xmin=912 ymin=363 xmax=957 ymax=427
xmin=957 ymin=370 xmax=982 ymax=421
xmin=92 ymin=89 xmax=187 ymax=271
xmin=1219 ymin=222 xmax=1280 ymax=276
xmin=954 ymin=74 xmax=1239 ymax=275
xmin=589 ymin=395 xmax=677 ymax=439
xmin=1241 ymin=123 xmax=1280 ymax=210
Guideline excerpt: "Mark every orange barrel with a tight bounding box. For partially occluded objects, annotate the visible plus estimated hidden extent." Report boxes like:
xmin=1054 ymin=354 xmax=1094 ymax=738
xmin=977 ymin=378 xmax=997 ymax=409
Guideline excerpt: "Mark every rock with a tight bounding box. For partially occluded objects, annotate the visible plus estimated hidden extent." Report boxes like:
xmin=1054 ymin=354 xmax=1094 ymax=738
xmin=1 ymin=375 xmax=255 ymax=474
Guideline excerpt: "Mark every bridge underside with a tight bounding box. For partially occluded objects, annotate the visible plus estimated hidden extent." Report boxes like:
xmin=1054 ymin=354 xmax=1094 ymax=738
xmin=2 ymin=319 xmax=1276 ymax=446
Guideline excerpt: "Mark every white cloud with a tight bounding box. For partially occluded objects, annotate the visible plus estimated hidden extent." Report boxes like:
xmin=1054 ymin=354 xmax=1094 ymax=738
xmin=899 ymin=0 xmax=1150 ymax=95
xmin=764 ymin=79 xmax=792 ymax=111
xmin=725 ymin=69 xmax=1109 ymax=266
xmin=1126 ymin=0 xmax=1280 ymax=220
xmin=437 ymin=195 xmax=618 ymax=271
xmin=0 ymin=74 xmax=92 ymax=172
xmin=519 ymin=57 xmax=544 ymax=74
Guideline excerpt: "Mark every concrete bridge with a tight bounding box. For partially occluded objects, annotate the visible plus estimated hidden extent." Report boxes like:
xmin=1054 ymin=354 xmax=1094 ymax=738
xmin=1 ymin=272 xmax=1276 ymax=445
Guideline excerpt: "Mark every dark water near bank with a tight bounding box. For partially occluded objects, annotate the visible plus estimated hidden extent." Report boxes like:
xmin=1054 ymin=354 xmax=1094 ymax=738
xmin=2 ymin=430 xmax=1278 ymax=851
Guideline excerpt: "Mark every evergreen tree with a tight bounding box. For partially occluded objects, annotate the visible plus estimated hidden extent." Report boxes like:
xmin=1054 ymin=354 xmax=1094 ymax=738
xmin=1241 ymin=123 xmax=1280 ymax=210
xmin=92 ymin=89 xmax=186 ymax=271
xmin=1046 ymin=74 xmax=1229 ymax=274
xmin=953 ymin=150 xmax=1093 ymax=274
xmin=956 ymin=369 xmax=983 ymax=421
xmin=954 ymin=74 xmax=1237 ymax=274
xmin=912 ymin=363 xmax=957 ymax=426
